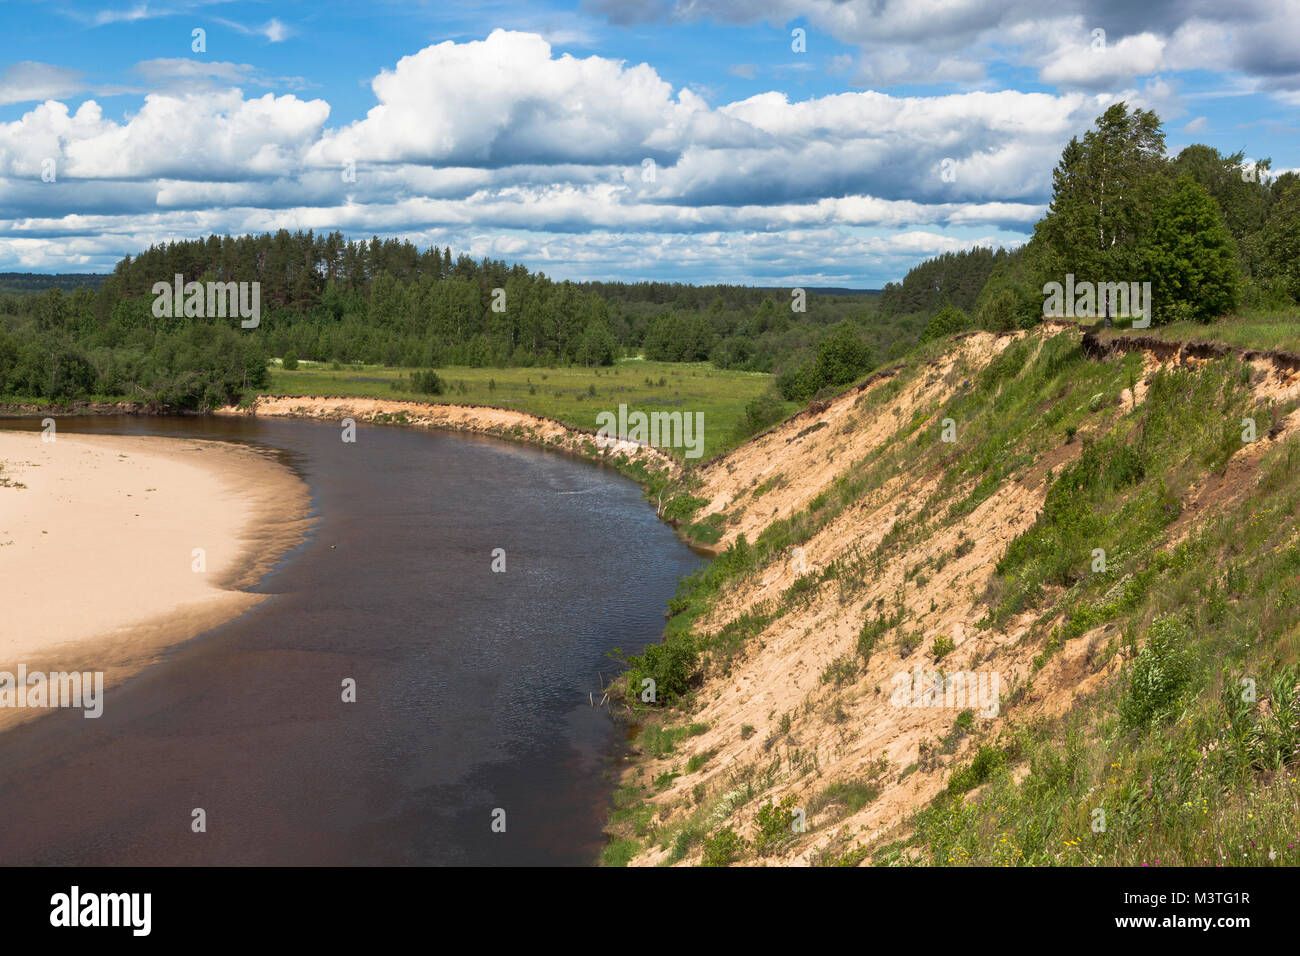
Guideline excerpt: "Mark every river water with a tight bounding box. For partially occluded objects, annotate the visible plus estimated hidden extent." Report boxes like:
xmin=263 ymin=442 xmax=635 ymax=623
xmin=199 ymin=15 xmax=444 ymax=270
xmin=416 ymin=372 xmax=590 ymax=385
xmin=0 ymin=415 xmax=701 ymax=865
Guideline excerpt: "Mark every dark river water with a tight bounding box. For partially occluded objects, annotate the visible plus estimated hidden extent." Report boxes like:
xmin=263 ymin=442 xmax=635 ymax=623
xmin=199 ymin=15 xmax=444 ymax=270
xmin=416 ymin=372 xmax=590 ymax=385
xmin=0 ymin=415 xmax=701 ymax=865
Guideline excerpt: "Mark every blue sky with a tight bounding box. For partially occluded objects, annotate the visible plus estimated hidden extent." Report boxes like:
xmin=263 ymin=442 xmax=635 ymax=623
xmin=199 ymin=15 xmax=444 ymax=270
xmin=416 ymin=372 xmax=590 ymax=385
xmin=0 ymin=0 xmax=1296 ymax=285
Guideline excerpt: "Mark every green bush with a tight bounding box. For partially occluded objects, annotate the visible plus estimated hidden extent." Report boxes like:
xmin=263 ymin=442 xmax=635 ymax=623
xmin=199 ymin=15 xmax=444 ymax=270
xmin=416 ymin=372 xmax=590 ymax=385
xmin=412 ymin=369 xmax=445 ymax=395
xmin=701 ymin=826 xmax=747 ymax=866
xmin=776 ymin=325 xmax=875 ymax=403
xmin=1120 ymin=615 xmax=1194 ymax=728
xmin=921 ymin=303 xmax=970 ymax=342
xmin=754 ymin=795 xmax=798 ymax=855
xmin=732 ymin=388 xmax=789 ymax=442
xmin=620 ymin=634 xmax=698 ymax=705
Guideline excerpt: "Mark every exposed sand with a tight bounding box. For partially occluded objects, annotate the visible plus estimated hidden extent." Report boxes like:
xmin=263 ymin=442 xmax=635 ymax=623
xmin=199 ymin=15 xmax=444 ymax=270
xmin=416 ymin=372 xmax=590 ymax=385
xmin=218 ymin=395 xmax=681 ymax=476
xmin=0 ymin=429 xmax=312 ymax=731
xmin=616 ymin=326 xmax=1297 ymax=866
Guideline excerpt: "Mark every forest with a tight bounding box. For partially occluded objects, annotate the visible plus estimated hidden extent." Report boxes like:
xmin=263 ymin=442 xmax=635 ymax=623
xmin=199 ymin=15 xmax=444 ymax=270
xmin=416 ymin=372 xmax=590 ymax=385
xmin=0 ymin=103 xmax=1295 ymax=413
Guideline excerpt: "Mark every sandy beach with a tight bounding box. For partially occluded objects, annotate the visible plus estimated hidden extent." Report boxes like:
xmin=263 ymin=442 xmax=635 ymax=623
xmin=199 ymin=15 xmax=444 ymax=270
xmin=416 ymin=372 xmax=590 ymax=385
xmin=0 ymin=428 xmax=312 ymax=731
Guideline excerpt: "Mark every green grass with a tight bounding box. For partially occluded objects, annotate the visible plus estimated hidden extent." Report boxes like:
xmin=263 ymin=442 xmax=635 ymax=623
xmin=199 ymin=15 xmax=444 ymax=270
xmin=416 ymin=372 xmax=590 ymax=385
xmin=266 ymin=357 xmax=786 ymax=461
xmin=1099 ymin=307 xmax=1300 ymax=352
xmin=638 ymin=721 xmax=709 ymax=757
xmin=600 ymin=837 xmax=640 ymax=867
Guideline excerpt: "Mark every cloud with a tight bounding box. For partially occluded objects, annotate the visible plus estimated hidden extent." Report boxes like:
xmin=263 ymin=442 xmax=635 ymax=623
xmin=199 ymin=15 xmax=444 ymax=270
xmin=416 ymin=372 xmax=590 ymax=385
xmin=305 ymin=30 xmax=745 ymax=168
xmin=583 ymin=0 xmax=1300 ymax=98
xmin=1035 ymin=27 xmax=1167 ymax=89
xmin=0 ymin=29 xmax=1183 ymax=282
xmin=92 ymin=3 xmax=156 ymax=26
xmin=0 ymin=91 xmax=330 ymax=181
xmin=129 ymin=58 xmax=312 ymax=93
xmin=0 ymin=62 xmax=86 ymax=107
xmin=212 ymin=16 xmax=295 ymax=43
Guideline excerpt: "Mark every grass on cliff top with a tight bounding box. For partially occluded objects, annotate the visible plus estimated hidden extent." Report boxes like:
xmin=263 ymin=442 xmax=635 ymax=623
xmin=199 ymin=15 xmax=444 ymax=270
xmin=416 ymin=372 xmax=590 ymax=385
xmin=267 ymin=358 xmax=786 ymax=462
xmin=1097 ymin=306 xmax=1300 ymax=353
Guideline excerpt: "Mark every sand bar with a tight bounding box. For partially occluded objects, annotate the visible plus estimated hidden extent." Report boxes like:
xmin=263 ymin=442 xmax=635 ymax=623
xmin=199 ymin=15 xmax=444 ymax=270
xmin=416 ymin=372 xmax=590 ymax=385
xmin=0 ymin=428 xmax=312 ymax=730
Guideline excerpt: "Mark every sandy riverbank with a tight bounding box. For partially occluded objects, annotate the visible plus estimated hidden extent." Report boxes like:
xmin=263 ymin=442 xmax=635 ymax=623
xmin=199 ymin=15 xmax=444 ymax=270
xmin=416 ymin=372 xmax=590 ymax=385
xmin=0 ymin=429 xmax=312 ymax=731
xmin=217 ymin=395 xmax=682 ymax=476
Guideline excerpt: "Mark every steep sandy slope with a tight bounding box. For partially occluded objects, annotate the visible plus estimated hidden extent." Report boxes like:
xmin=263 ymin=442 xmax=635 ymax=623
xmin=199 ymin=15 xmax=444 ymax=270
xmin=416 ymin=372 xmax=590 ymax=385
xmin=615 ymin=325 xmax=1300 ymax=867
xmin=692 ymin=333 xmax=1019 ymax=550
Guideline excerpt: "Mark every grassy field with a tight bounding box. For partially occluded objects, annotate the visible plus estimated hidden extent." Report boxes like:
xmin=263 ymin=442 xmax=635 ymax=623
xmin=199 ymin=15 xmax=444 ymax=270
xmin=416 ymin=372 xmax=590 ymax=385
xmin=266 ymin=358 xmax=788 ymax=461
xmin=1099 ymin=307 xmax=1300 ymax=352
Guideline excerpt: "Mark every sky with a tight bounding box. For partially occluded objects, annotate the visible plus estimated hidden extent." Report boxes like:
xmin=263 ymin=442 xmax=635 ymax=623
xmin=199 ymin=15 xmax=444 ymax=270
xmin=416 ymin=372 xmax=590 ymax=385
xmin=0 ymin=0 xmax=1297 ymax=286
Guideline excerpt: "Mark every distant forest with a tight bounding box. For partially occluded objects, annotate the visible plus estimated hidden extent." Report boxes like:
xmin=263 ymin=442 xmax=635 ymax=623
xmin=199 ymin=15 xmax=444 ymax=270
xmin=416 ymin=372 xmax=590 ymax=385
xmin=0 ymin=231 xmax=902 ymax=410
xmin=0 ymin=273 xmax=108 ymax=294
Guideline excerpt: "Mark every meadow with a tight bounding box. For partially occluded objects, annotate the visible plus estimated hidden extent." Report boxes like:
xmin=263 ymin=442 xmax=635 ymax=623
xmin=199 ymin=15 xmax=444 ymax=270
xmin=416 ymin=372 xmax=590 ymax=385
xmin=266 ymin=357 xmax=788 ymax=461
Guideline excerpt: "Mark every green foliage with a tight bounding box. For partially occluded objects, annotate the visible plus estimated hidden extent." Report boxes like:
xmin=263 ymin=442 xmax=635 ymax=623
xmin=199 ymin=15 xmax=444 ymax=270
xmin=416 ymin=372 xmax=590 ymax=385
xmin=700 ymin=826 xmax=747 ymax=866
xmin=754 ymin=794 xmax=798 ymax=855
xmin=879 ymin=247 xmax=1006 ymax=318
xmin=644 ymin=311 xmax=716 ymax=362
xmin=1037 ymin=102 xmax=1166 ymax=279
xmin=946 ymin=742 xmax=1018 ymax=797
xmin=1137 ymin=177 xmax=1239 ymax=323
xmin=411 ymin=369 xmax=445 ymax=395
xmin=1256 ymin=173 xmax=1300 ymax=302
xmin=920 ymin=302 xmax=970 ymax=342
xmin=776 ymin=324 xmax=875 ymax=402
xmin=617 ymin=634 xmax=698 ymax=706
xmin=731 ymin=388 xmax=792 ymax=442
xmin=281 ymin=349 xmax=299 ymax=371
xmin=638 ymin=721 xmax=709 ymax=757
xmin=1120 ymin=615 xmax=1194 ymax=728
xmin=600 ymin=838 xmax=639 ymax=867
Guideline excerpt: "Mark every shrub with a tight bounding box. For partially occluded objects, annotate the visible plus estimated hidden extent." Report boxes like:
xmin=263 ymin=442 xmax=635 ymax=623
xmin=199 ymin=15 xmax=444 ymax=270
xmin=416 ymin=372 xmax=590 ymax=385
xmin=701 ymin=826 xmax=747 ymax=866
xmin=946 ymin=743 xmax=1015 ymax=796
xmin=601 ymin=838 xmax=639 ymax=867
xmin=620 ymin=634 xmax=698 ymax=705
xmin=921 ymin=303 xmax=970 ymax=342
xmin=754 ymin=795 xmax=799 ymax=855
xmin=412 ymin=369 xmax=445 ymax=395
xmin=732 ymin=389 xmax=789 ymax=442
xmin=1120 ymin=615 xmax=1194 ymax=728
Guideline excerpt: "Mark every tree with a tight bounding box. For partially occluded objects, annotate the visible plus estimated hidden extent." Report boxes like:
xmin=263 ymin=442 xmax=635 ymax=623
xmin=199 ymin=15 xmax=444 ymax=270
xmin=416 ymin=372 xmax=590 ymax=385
xmin=1257 ymin=173 xmax=1300 ymax=303
xmin=776 ymin=325 xmax=874 ymax=402
xmin=574 ymin=321 xmax=617 ymax=366
xmin=1136 ymin=177 xmax=1239 ymax=323
xmin=1170 ymin=145 xmax=1271 ymax=242
xmin=921 ymin=302 xmax=969 ymax=342
xmin=1037 ymin=103 xmax=1166 ymax=288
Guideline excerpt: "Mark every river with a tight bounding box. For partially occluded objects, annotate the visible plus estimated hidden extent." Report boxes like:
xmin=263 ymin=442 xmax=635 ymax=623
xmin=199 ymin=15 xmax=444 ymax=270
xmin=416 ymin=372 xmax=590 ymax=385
xmin=0 ymin=415 xmax=701 ymax=865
